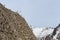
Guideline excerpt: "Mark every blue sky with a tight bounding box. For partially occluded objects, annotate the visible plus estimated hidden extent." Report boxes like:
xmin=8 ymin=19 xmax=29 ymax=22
xmin=0 ymin=0 xmax=60 ymax=27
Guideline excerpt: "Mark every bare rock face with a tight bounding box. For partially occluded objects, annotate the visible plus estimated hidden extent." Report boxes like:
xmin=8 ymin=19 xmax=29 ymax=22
xmin=0 ymin=3 xmax=36 ymax=40
xmin=45 ymin=24 xmax=60 ymax=40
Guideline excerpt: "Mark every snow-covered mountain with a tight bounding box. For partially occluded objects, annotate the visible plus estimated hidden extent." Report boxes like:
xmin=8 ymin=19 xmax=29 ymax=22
xmin=32 ymin=27 xmax=54 ymax=40
xmin=32 ymin=24 xmax=60 ymax=40
xmin=33 ymin=27 xmax=54 ymax=37
xmin=51 ymin=24 xmax=60 ymax=40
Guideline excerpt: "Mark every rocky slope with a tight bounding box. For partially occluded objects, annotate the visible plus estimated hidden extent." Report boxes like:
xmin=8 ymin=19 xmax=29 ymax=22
xmin=0 ymin=3 xmax=36 ymax=40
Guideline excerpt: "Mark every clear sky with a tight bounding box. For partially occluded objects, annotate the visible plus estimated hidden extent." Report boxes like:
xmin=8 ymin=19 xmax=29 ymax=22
xmin=0 ymin=0 xmax=60 ymax=27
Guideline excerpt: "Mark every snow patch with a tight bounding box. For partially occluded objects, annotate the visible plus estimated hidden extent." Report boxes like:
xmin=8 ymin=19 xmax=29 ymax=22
xmin=32 ymin=27 xmax=54 ymax=37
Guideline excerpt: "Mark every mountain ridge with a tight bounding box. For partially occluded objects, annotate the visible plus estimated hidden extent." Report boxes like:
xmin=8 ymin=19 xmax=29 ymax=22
xmin=0 ymin=3 xmax=36 ymax=40
xmin=33 ymin=24 xmax=60 ymax=40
